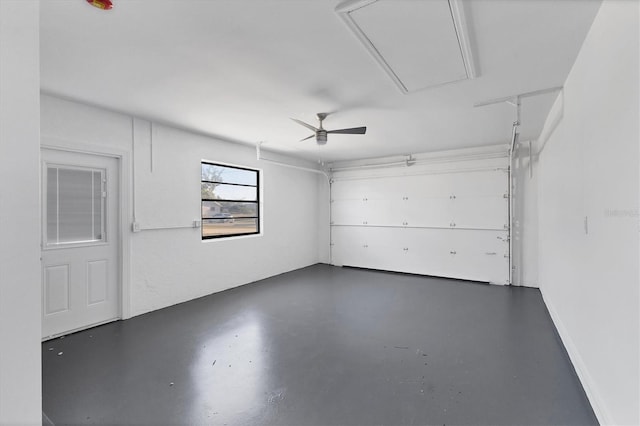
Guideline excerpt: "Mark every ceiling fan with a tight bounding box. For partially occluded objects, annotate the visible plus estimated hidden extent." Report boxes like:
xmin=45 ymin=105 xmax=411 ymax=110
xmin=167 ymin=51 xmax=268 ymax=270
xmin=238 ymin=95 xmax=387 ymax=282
xmin=291 ymin=113 xmax=366 ymax=145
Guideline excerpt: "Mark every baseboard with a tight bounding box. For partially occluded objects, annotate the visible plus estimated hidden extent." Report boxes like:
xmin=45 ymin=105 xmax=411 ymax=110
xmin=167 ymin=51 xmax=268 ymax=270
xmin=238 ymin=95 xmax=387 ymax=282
xmin=540 ymin=287 xmax=612 ymax=425
xmin=43 ymin=411 xmax=55 ymax=426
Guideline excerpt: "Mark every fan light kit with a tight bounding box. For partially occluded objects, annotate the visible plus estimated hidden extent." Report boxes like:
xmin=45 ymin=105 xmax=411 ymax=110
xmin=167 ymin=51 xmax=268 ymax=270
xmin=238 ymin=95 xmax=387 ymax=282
xmin=87 ymin=0 xmax=113 ymax=10
xmin=291 ymin=113 xmax=366 ymax=145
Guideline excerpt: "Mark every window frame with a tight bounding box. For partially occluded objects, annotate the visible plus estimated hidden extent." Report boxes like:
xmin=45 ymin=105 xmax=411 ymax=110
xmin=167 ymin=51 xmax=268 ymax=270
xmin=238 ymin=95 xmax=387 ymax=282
xmin=201 ymin=161 xmax=261 ymax=240
xmin=43 ymin=163 xmax=108 ymax=249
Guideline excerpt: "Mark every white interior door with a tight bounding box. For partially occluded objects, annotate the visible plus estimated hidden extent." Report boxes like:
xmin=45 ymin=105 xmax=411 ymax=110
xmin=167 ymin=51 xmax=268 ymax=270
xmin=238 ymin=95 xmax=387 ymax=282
xmin=41 ymin=149 xmax=120 ymax=339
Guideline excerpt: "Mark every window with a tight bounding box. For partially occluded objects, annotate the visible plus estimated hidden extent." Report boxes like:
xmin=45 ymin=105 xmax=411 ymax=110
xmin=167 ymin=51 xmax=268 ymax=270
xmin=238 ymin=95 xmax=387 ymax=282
xmin=46 ymin=165 xmax=106 ymax=246
xmin=201 ymin=162 xmax=260 ymax=239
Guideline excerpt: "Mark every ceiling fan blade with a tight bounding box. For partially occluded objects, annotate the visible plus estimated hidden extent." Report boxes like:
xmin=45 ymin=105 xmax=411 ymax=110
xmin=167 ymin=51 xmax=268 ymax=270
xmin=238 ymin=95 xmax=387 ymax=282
xmin=327 ymin=126 xmax=367 ymax=135
xmin=300 ymin=134 xmax=315 ymax=142
xmin=290 ymin=118 xmax=319 ymax=132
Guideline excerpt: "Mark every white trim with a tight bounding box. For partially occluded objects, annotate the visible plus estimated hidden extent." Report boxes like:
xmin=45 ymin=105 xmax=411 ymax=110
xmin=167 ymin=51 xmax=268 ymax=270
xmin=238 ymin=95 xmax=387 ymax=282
xmin=331 ymin=223 xmax=508 ymax=232
xmin=41 ymin=162 xmax=108 ymax=249
xmin=41 ymin=316 xmax=120 ymax=342
xmin=41 ymin=138 xmax=132 ymax=320
xmin=137 ymin=224 xmax=199 ymax=231
xmin=200 ymin=159 xmax=264 ymax=241
xmin=201 ymin=157 xmax=263 ymax=176
xmin=335 ymin=0 xmax=407 ymax=93
xmin=331 ymin=166 xmax=508 ymax=182
xmin=449 ymin=0 xmax=477 ymax=79
xmin=329 ymin=144 xmax=509 ymax=171
xmin=201 ymin=232 xmax=263 ymax=244
xmin=540 ymin=287 xmax=611 ymax=425
xmin=335 ymin=0 xmax=477 ymax=94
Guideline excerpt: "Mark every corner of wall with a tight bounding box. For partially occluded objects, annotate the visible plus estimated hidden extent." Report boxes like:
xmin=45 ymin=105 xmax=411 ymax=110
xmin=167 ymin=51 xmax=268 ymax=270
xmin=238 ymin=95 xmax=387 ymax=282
xmin=539 ymin=288 xmax=611 ymax=423
xmin=0 ymin=0 xmax=42 ymax=423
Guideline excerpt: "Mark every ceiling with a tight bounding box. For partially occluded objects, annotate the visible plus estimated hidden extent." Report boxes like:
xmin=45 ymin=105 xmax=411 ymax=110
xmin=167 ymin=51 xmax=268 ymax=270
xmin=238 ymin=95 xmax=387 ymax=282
xmin=40 ymin=0 xmax=601 ymax=163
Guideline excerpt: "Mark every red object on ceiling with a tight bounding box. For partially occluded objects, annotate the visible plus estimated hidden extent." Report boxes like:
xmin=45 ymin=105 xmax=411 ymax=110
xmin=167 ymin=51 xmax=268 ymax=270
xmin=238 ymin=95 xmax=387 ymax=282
xmin=86 ymin=0 xmax=113 ymax=10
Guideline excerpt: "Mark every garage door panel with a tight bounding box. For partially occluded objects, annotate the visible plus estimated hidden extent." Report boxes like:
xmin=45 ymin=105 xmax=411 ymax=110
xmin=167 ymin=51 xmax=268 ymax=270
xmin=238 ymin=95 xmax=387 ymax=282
xmin=453 ymin=195 xmax=508 ymax=230
xmin=332 ymin=226 xmax=402 ymax=270
xmin=403 ymin=174 xmax=454 ymax=198
xmin=332 ymin=177 xmax=399 ymax=200
xmin=449 ymin=170 xmax=508 ymax=196
xmin=402 ymin=196 xmax=453 ymax=228
xmin=332 ymin=226 xmax=509 ymax=284
xmin=400 ymin=228 xmax=453 ymax=276
xmin=332 ymin=198 xmax=404 ymax=226
xmin=332 ymin=199 xmax=366 ymax=225
xmin=366 ymin=198 xmax=403 ymax=226
xmin=331 ymin=226 xmax=364 ymax=266
xmin=330 ymin=166 xmax=509 ymax=284
xmin=448 ymin=229 xmax=509 ymax=283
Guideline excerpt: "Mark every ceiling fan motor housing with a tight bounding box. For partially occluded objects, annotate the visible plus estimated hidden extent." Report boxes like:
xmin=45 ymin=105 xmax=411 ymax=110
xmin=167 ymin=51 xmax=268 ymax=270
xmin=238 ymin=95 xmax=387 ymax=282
xmin=317 ymin=130 xmax=328 ymax=145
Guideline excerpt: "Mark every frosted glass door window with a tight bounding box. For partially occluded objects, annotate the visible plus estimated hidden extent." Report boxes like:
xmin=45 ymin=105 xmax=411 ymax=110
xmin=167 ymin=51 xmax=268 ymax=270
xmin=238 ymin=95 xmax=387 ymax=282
xmin=46 ymin=166 xmax=105 ymax=246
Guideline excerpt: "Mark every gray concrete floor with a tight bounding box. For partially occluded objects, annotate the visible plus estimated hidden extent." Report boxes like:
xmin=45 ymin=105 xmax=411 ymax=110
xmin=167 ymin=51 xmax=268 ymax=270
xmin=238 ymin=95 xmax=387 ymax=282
xmin=42 ymin=264 xmax=597 ymax=425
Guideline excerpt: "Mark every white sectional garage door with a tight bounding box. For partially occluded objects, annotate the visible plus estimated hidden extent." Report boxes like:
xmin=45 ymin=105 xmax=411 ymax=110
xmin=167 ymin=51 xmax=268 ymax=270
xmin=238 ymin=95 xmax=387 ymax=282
xmin=330 ymin=167 xmax=510 ymax=284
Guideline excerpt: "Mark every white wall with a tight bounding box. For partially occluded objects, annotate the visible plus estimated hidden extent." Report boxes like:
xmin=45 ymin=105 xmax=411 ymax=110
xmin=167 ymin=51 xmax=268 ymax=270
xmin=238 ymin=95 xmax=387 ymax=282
xmin=41 ymin=94 xmax=328 ymax=318
xmin=0 ymin=1 xmax=42 ymax=424
xmin=537 ymin=1 xmax=639 ymax=424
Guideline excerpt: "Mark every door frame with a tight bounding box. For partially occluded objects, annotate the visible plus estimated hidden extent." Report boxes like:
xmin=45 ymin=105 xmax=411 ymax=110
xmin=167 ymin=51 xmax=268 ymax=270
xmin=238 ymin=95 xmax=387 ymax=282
xmin=41 ymin=138 xmax=132 ymax=327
